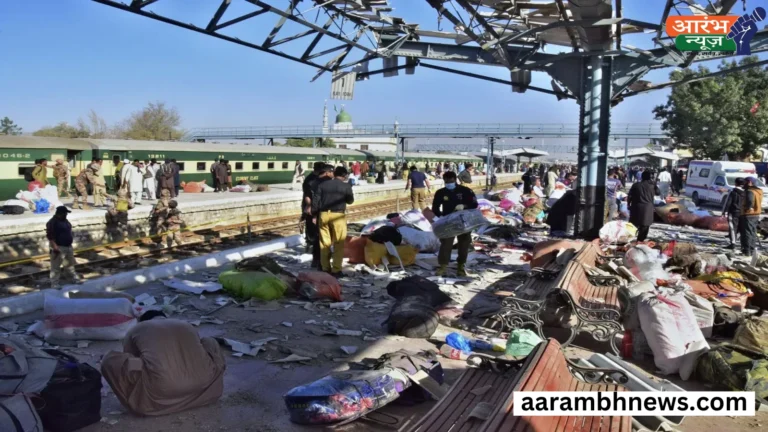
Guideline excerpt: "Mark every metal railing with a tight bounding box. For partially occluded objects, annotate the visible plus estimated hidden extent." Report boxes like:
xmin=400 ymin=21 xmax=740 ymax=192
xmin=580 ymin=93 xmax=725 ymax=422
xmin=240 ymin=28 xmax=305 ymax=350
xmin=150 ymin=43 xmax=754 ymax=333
xmin=183 ymin=123 xmax=666 ymax=141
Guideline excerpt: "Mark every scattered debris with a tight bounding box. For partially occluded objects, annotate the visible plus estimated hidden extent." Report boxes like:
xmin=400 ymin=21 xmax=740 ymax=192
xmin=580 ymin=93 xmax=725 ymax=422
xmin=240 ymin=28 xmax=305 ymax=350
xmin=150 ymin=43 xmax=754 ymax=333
xmin=329 ymin=302 xmax=355 ymax=310
xmin=134 ymin=293 xmax=157 ymax=306
xmin=219 ymin=338 xmax=261 ymax=357
xmin=340 ymin=345 xmax=358 ymax=355
xmin=336 ymin=329 xmax=363 ymax=337
xmin=163 ymin=277 xmax=223 ymax=295
xmin=281 ymin=321 xmax=293 ymax=327
xmin=270 ymin=354 xmax=312 ymax=363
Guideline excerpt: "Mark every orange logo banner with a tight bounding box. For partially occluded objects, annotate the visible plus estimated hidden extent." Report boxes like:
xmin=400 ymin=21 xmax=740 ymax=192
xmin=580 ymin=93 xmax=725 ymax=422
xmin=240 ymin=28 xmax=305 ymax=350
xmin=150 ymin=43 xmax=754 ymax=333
xmin=666 ymin=16 xmax=737 ymax=37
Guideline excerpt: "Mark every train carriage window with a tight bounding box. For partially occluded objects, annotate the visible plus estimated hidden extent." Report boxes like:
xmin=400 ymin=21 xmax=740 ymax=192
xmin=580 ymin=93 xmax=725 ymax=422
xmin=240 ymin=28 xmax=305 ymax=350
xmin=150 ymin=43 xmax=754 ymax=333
xmin=268 ymin=162 xmax=275 ymax=170
xmin=197 ymin=162 xmax=206 ymax=171
xmin=177 ymin=163 xmax=185 ymax=172
xmin=17 ymin=164 xmax=34 ymax=177
xmin=252 ymin=162 xmax=260 ymax=170
xmin=235 ymin=162 xmax=243 ymax=170
xmin=360 ymin=145 xmax=369 ymax=150
xmin=282 ymin=162 xmax=289 ymax=169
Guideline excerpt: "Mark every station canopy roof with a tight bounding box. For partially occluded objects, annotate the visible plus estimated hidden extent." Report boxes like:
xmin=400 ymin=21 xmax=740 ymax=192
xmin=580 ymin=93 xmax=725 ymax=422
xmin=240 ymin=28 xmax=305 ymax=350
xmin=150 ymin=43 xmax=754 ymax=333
xmin=505 ymin=148 xmax=550 ymax=158
xmin=609 ymin=148 xmax=679 ymax=161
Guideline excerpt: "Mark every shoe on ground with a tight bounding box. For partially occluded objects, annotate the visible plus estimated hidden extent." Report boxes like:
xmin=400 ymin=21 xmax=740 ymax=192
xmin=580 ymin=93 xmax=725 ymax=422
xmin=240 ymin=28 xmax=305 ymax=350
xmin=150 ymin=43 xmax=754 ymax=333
xmin=457 ymin=264 xmax=470 ymax=277
xmin=330 ymin=272 xmax=344 ymax=279
xmin=726 ymin=244 xmax=736 ymax=250
xmin=435 ymin=265 xmax=448 ymax=277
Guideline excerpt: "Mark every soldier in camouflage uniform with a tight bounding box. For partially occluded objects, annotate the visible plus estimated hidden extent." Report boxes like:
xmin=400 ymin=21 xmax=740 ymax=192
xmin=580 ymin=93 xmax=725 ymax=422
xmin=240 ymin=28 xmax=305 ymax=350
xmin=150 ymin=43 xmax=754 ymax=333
xmin=89 ymin=159 xmax=110 ymax=207
xmin=105 ymin=202 xmax=129 ymax=242
xmin=74 ymin=165 xmax=91 ymax=210
xmin=53 ymin=160 xmax=72 ymax=199
xmin=150 ymin=189 xmax=172 ymax=234
xmin=165 ymin=200 xmax=184 ymax=247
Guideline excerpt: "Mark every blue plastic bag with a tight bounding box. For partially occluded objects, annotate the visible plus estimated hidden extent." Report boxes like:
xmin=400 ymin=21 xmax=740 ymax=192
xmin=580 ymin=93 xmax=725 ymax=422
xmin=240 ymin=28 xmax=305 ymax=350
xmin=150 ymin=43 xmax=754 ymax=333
xmin=445 ymin=332 xmax=472 ymax=353
xmin=34 ymin=199 xmax=50 ymax=214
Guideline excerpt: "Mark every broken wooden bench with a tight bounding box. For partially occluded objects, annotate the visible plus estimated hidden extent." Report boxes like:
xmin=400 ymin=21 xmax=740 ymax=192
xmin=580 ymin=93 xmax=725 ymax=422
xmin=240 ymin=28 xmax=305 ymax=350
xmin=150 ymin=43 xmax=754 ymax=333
xmin=488 ymin=242 xmax=624 ymax=354
xmin=402 ymin=339 xmax=631 ymax=432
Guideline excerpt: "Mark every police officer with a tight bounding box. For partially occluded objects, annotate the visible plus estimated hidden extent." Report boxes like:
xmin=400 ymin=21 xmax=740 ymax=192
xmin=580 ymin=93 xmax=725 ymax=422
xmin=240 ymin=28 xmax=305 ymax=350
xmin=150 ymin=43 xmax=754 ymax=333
xmin=432 ymin=171 xmax=479 ymax=277
xmin=312 ymin=166 xmax=354 ymax=276
xmin=105 ymin=202 xmax=129 ymax=242
xmin=302 ymin=162 xmax=328 ymax=268
xmin=740 ymin=176 xmax=764 ymax=257
xmin=47 ymin=206 xmax=78 ymax=288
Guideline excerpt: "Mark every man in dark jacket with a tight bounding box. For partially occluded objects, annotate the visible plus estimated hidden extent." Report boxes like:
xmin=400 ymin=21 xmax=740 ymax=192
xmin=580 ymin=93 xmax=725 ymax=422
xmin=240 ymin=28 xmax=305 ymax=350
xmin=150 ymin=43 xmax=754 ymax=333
xmin=214 ymin=160 xmax=229 ymax=192
xmin=170 ymin=159 xmax=181 ymax=196
xmin=432 ymin=171 xmax=479 ymax=277
xmin=158 ymin=160 xmax=176 ymax=198
xmin=458 ymin=163 xmax=473 ymax=185
xmin=627 ymin=170 xmax=659 ymax=242
xmin=740 ymin=177 xmax=763 ymax=257
xmin=302 ymin=162 xmax=330 ymax=268
xmin=210 ymin=159 xmax=220 ymax=192
xmin=722 ymin=177 xmax=745 ymax=250
xmin=522 ymin=168 xmax=534 ymax=194
xmin=47 ymin=206 xmax=78 ymax=288
xmin=313 ymin=166 xmax=354 ymax=276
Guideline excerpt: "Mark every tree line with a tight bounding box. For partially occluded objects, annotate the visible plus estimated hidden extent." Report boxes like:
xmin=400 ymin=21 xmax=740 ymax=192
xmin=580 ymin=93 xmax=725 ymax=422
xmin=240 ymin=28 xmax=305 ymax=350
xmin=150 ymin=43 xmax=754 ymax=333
xmin=1 ymin=101 xmax=185 ymax=141
xmin=654 ymin=55 xmax=768 ymax=161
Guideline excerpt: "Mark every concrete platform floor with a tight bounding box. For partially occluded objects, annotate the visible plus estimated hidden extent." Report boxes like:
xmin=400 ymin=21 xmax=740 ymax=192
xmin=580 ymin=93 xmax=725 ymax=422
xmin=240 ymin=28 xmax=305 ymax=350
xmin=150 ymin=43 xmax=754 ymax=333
xmin=0 ymin=173 xmax=518 ymax=224
xmin=0 ymin=229 xmax=764 ymax=432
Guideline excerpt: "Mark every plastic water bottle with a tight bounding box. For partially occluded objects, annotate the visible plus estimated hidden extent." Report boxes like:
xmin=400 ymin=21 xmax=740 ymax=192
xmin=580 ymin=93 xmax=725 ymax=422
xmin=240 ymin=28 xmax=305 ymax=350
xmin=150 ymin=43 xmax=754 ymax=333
xmin=439 ymin=344 xmax=469 ymax=360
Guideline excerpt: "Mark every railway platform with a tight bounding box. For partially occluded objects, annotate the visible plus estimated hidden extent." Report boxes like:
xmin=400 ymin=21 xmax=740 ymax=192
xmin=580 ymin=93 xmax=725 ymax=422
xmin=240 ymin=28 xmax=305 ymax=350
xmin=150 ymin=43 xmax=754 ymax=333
xmin=0 ymin=173 xmax=520 ymax=263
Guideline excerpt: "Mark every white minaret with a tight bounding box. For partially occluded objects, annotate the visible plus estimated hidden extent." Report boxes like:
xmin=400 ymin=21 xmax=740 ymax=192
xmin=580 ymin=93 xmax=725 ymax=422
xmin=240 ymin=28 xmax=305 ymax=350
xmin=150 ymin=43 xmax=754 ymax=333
xmin=322 ymin=99 xmax=329 ymax=133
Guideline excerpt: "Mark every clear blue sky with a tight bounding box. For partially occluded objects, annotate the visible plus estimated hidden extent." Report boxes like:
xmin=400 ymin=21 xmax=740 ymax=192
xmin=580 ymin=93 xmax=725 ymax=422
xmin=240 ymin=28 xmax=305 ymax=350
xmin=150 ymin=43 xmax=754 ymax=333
xmin=0 ymin=0 xmax=750 ymax=132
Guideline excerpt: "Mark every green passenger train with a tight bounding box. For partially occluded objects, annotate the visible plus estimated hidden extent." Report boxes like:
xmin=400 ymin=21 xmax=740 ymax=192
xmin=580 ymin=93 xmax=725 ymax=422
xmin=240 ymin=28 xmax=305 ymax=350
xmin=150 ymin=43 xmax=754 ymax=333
xmin=0 ymin=136 xmax=483 ymax=198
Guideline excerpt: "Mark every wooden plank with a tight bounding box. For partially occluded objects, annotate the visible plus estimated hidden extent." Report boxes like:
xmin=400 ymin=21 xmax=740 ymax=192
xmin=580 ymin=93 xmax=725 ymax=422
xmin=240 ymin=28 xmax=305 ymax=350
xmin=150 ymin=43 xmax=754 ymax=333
xmin=553 ymin=371 xmax=581 ymax=432
xmin=424 ymin=369 xmax=489 ymax=432
xmin=408 ymin=368 xmax=475 ymax=432
xmin=496 ymin=342 xmax=561 ymax=431
xmin=483 ymin=340 xmax=551 ymax=432
xmin=441 ymin=367 xmax=500 ymax=431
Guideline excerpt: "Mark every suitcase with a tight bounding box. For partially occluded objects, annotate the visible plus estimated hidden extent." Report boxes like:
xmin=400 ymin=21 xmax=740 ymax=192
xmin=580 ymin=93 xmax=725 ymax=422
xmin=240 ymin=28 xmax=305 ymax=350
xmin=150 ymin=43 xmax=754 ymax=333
xmin=38 ymin=350 xmax=102 ymax=432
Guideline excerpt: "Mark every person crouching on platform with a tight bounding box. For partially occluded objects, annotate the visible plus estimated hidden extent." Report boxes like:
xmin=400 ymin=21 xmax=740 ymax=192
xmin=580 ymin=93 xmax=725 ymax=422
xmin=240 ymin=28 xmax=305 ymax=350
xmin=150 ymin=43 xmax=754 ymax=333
xmin=432 ymin=171 xmax=478 ymax=277
xmin=165 ymin=200 xmax=185 ymax=247
xmin=313 ymin=165 xmax=354 ymax=277
xmin=101 ymin=310 xmax=226 ymax=417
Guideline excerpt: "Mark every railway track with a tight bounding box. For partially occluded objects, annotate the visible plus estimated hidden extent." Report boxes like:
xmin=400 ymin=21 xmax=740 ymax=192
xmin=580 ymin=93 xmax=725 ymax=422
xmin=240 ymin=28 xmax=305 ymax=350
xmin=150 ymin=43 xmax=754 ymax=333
xmin=0 ymin=181 xmax=515 ymax=294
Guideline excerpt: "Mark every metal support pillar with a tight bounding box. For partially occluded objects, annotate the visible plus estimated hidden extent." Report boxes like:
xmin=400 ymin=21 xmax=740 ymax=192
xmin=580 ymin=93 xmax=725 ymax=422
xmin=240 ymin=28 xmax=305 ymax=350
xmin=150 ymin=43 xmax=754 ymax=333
xmin=623 ymin=138 xmax=629 ymax=169
xmin=312 ymin=137 xmax=317 ymax=148
xmin=486 ymin=137 xmax=495 ymax=190
xmin=575 ymin=55 xmax=612 ymax=239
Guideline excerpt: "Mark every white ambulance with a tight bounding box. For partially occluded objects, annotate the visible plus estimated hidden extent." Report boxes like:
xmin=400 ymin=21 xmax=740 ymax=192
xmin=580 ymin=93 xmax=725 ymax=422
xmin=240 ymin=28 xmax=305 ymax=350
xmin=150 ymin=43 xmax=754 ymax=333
xmin=685 ymin=161 xmax=768 ymax=209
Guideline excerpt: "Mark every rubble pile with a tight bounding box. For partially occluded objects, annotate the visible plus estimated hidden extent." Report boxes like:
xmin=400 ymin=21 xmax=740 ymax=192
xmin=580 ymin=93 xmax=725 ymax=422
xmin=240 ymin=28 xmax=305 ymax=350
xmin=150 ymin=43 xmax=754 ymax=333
xmin=1 ymin=182 xmax=767 ymax=430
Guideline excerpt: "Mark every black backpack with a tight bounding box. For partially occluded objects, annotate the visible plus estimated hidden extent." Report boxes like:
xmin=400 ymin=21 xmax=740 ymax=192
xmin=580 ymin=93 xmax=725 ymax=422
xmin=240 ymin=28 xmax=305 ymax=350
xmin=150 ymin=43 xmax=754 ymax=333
xmin=23 ymin=168 xmax=34 ymax=182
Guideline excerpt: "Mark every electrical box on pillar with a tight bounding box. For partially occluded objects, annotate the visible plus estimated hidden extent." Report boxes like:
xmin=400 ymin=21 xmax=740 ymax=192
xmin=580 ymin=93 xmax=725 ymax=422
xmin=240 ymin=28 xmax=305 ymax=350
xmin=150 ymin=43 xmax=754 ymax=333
xmin=405 ymin=57 xmax=417 ymax=75
xmin=511 ymin=70 xmax=531 ymax=93
xmin=383 ymin=56 xmax=400 ymax=77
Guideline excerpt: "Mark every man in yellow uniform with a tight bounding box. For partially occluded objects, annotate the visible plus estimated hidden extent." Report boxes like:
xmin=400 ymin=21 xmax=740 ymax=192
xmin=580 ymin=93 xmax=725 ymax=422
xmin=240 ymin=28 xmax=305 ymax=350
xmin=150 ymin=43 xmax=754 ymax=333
xmin=312 ymin=166 xmax=354 ymax=276
xmin=740 ymin=176 xmax=764 ymax=257
xmin=32 ymin=158 xmax=49 ymax=186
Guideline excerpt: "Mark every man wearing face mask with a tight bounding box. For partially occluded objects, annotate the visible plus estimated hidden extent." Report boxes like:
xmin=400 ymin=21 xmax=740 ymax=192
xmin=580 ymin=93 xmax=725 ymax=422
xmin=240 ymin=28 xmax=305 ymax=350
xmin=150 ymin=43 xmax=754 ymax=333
xmin=432 ymin=171 xmax=479 ymax=277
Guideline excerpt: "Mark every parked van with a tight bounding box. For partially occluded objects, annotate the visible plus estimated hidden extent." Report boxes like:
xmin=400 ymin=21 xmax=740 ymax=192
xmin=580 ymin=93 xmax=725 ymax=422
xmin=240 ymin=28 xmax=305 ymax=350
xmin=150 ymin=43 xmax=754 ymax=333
xmin=686 ymin=161 xmax=768 ymax=209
